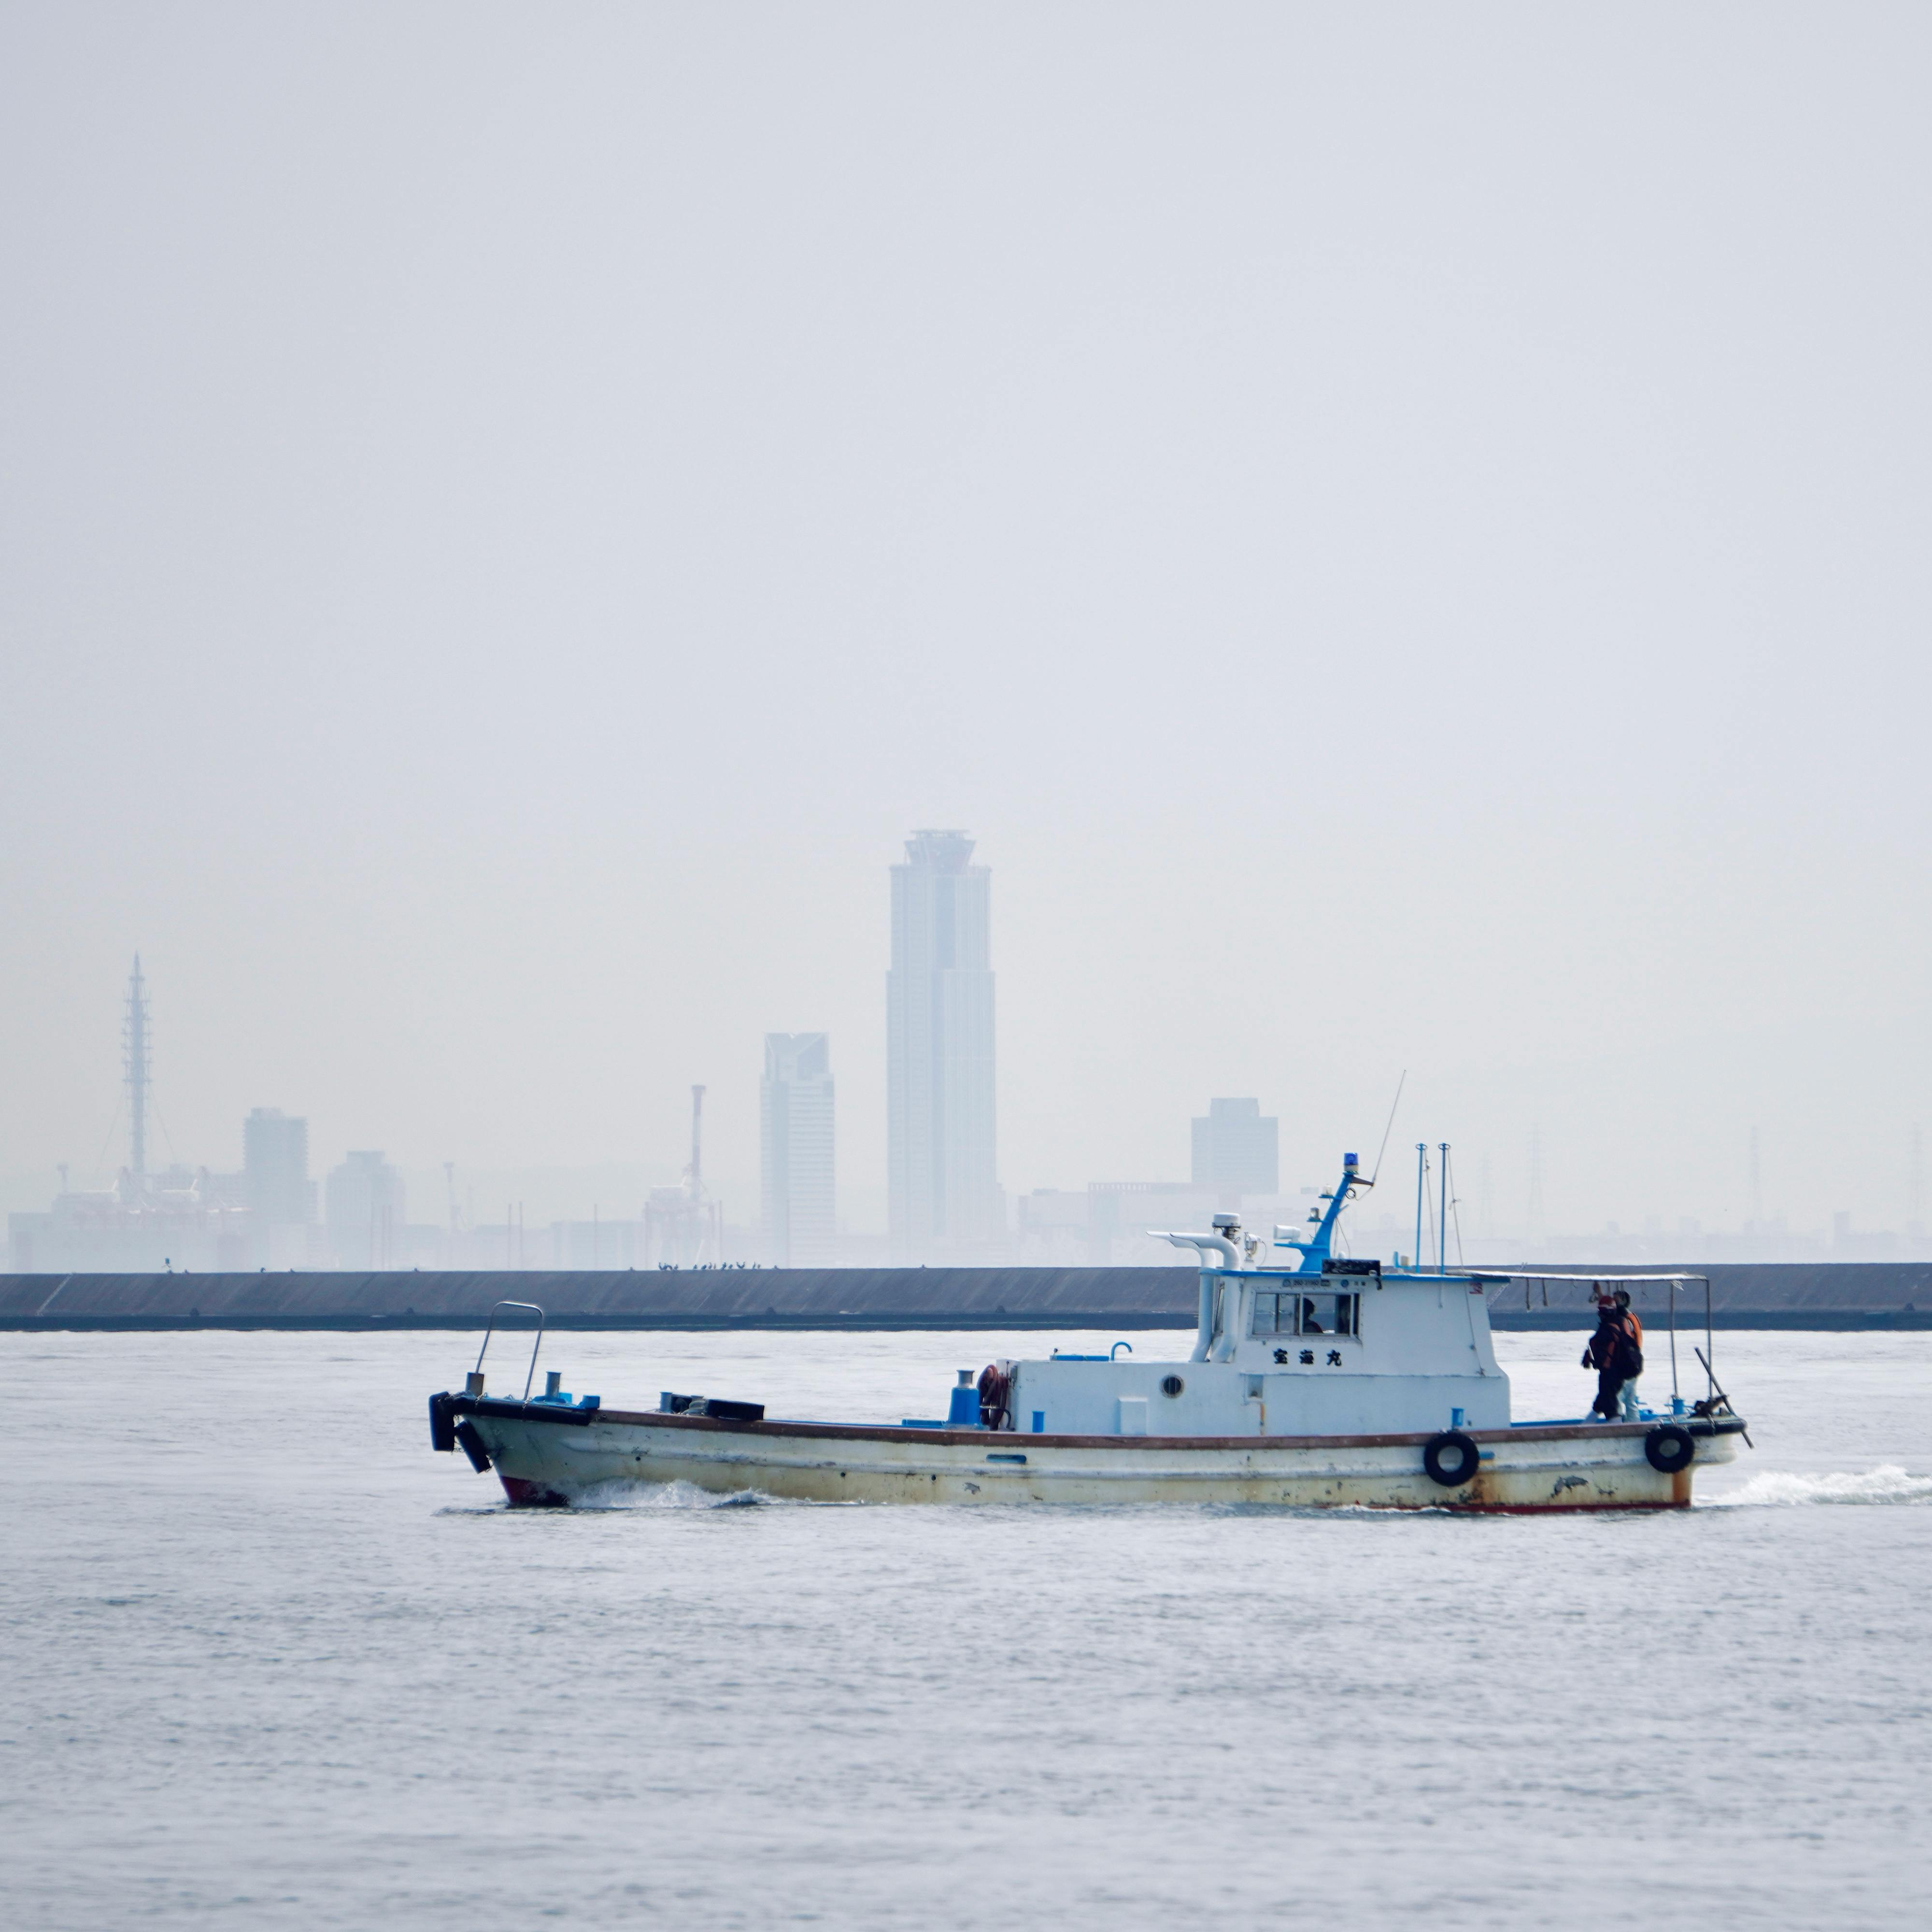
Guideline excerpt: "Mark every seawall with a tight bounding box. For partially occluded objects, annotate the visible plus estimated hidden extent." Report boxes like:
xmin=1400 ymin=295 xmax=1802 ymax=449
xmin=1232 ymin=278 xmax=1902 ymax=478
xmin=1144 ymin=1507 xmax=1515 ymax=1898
xmin=3 ymin=1262 xmax=1930 ymax=1330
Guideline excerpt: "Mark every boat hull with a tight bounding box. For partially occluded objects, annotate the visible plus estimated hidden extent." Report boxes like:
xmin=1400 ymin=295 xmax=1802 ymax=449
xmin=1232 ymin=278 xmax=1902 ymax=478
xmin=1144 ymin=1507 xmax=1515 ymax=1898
xmin=446 ymin=1398 xmax=1743 ymax=1512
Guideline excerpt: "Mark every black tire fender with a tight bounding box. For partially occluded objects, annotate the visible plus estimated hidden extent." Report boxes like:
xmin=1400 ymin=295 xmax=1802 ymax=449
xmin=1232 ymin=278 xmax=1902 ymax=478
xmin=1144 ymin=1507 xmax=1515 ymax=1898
xmin=428 ymin=1392 xmax=457 ymax=1453
xmin=453 ymin=1419 xmax=493 ymax=1473
xmin=1422 ymin=1429 xmax=1480 ymax=1487
xmin=1645 ymin=1424 xmax=1695 ymax=1474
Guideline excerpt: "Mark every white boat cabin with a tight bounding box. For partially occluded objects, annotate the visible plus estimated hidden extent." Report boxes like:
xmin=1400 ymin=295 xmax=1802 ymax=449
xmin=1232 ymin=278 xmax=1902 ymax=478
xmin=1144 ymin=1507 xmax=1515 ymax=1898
xmin=1009 ymin=1266 xmax=1508 ymax=1439
xmin=998 ymin=1155 xmax=1510 ymax=1439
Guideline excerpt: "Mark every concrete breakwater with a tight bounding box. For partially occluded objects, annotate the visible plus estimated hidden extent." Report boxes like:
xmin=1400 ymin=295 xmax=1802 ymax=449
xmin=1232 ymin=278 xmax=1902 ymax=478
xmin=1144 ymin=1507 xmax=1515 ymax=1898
xmin=2 ymin=1262 xmax=1930 ymax=1330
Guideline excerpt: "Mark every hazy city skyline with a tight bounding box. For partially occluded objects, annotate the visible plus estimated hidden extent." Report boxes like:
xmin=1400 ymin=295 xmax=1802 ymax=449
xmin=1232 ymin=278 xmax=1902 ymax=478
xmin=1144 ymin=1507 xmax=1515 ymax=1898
xmin=10 ymin=901 xmax=1929 ymax=1268
xmin=4 ymin=9 xmax=1930 ymax=1249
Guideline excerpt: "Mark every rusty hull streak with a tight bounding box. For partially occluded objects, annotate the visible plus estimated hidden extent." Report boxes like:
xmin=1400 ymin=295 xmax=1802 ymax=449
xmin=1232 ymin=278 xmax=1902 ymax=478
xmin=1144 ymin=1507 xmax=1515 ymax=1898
xmin=497 ymin=1475 xmax=569 ymax=1508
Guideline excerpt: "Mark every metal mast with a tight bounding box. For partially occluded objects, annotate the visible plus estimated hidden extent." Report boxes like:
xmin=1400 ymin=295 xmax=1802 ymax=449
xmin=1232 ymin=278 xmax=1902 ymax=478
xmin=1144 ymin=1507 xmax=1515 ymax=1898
xmin=124 ymin=955 xmax=150 ymax=1183
xmin=1438 ymin=1143 xmax=1450 ymax=1274
xmin=1414 ymin=1143 xmax=1426 ymax=1265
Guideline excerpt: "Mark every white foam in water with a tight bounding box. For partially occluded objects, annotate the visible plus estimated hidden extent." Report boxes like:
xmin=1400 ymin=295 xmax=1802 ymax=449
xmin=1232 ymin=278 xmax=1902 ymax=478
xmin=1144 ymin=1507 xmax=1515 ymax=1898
xmin=1707 ymin=1463 xmax=1932 ymax=1507
xmin=574 ymin=1477 xmax=781 ymax=1510
xmin=569 ymin=1476 xmax=849 ymax=1510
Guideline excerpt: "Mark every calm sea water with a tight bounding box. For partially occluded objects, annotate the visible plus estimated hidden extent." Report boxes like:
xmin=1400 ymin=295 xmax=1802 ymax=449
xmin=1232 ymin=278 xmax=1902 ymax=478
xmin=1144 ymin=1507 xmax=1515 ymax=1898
xmin=2 ymin=1327 xmax=1927 ymax=1930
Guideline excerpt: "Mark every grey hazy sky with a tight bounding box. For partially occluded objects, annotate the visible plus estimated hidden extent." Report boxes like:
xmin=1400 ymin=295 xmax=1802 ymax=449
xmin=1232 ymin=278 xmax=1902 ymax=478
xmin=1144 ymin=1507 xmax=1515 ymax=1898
xmin=3 ymin=4 xmax=1928 ymax=1234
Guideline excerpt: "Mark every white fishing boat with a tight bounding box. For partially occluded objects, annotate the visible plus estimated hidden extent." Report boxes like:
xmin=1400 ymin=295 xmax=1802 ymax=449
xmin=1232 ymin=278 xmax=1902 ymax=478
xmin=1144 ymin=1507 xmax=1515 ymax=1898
xmin=427 ymin=1153 xmax=1749 ymax=1511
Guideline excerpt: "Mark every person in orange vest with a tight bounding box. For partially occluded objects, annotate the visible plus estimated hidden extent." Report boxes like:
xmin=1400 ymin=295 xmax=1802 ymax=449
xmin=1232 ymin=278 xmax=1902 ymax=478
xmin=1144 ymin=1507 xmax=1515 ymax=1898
xmin=1612 ymin=1289 xmax=1645 ymax=1420
xmin=1583 ymin=1292 xmax=1644 ymax=1421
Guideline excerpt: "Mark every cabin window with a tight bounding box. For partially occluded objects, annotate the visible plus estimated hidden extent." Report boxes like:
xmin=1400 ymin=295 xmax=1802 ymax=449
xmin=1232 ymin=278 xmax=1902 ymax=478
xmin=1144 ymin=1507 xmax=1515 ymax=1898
xmin=1250 ymin=1290 xmax=1360 ymax=1339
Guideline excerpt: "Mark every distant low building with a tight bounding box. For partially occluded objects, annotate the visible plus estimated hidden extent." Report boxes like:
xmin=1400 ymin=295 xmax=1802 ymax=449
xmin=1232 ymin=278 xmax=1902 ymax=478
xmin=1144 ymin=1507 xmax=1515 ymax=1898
xmin=1017 ymin=1183 xmax=1248 ymax=1267
xmin=325 ymin=1151 xmax=407 ymax=1269
xmin=8 ymin=1166 xmax=250 ymax=1273
xmin=547 ymin=1218 xmax=641 ymax=1269
xmin=1192 ymin=1098 xmax=1279 ymax=1202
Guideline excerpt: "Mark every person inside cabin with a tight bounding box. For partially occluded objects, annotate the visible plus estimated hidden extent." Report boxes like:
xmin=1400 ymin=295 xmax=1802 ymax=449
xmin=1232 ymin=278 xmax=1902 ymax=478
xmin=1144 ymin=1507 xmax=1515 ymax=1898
xmin=1612 ymin=1289 xmax=1645 ymax=1420
xmin=1299 ymin=1297 xmax=1323 ymax=1333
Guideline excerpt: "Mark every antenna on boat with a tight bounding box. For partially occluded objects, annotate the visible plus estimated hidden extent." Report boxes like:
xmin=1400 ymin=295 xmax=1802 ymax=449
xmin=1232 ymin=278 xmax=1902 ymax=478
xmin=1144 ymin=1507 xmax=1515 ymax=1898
xmin=1439 ymin=1143 xmax=1450 ymax=1273
xmin=1415 ymin=1143 xmax=1427 ymax=1266
xmin=1367 ymin=1070 xmax=1406 ymax=1186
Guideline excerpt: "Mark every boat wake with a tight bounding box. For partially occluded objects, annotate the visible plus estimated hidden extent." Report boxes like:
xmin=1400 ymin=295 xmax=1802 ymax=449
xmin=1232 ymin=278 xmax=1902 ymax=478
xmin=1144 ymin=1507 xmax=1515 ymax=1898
xmin=571 ymin=1478 xmax=767 ymax=1510
xmin=1705 ymin=1464 xmax=1932 ymax=1508
xmin=568 ymin=1478 xmax=846 ymax=1511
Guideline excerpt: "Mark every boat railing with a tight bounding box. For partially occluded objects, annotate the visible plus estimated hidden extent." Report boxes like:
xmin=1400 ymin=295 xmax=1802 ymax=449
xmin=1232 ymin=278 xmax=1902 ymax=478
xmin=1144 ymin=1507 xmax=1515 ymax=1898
xmin=470 ymin=1299 xmax=547 ymax=1401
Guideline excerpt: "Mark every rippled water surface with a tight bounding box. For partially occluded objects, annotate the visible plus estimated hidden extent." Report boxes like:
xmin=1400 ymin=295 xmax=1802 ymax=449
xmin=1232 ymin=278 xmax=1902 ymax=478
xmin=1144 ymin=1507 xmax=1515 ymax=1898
xmin=3 ymin=1328 xmax=1928 ymax=1929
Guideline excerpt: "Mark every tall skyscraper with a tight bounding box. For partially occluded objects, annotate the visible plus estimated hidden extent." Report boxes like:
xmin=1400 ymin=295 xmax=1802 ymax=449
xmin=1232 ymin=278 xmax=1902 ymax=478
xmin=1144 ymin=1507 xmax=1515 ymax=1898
xmin=1191 ymin=1098 xmax=1279 ymax=1201
xmin=761 ymin=1034 xmax=837 ymax=1267
xmin=887 ymin=830 xmax=1000 ymax=1260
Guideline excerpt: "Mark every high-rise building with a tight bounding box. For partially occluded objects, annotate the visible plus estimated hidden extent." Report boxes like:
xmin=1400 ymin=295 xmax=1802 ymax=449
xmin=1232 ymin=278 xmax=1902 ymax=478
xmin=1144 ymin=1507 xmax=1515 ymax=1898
xmin=244 ymin=1108 xmax=310 ymax=1227
xmin=887 ymin=830 xmax=1001 ymax=1260
xmin=761 ymin=1033 xmax=837 ymax=1267
xmin=325 ymin=1151 xmax=406 ymax=1269
xmin=1191 ymin=1098 xmax=1279 ymax=1200
xmin=244 ymin=1107 xmax=312 ymax=1266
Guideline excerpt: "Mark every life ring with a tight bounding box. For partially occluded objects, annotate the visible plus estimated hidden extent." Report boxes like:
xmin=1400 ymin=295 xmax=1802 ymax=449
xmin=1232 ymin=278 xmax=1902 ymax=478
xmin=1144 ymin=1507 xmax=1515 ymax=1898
xmin=1422 ymin=1430 xmax=1480 ymax=1487
xmin=1645 ymin=1424 xmax=1695 ymax=1474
